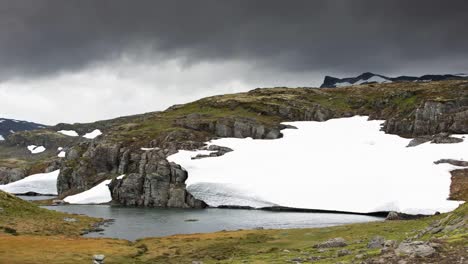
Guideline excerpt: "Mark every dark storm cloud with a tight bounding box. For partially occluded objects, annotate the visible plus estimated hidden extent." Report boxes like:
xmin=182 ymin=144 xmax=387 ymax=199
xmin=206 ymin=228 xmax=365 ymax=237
xmin=1 ymin=0 xmax=468 ymax=79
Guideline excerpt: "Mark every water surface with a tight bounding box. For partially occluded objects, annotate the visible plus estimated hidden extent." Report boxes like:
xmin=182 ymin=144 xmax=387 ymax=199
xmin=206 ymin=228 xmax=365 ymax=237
xmin=45 ymin=205 xmax=383 ymax=240
xmin=18 ymin=195 xmax=56 ymax=201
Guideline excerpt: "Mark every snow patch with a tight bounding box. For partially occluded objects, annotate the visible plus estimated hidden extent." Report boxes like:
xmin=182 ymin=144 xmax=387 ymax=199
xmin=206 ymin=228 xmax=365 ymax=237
xmin=0 ymin=135 xmax=4 ymax=141
xmin=58 ymin=130 xmax=79 ymax=137
xmin=83 ymin=129 xmax=102 ymax=139
xmin=0 ymin=170 xmax=59 ymax=195
xmin=64 ymin=180 xmax=112 ymax=204
xmin=141 ymin=147 xmax=160 ymax=151
xmin=27 ymin=145 xmax=46 ymax=154
xmin=64 ymin=174 xmax=126 ymax=204
xmin=355 ymin=76 xmax=391 ymax=85
xmin=58 ymin=151 xmax=66 ymax=158
xmin=335 ymin=82 xmax=352 ymax=87
xmin=168 ymin=116 xmax=466 ymax=214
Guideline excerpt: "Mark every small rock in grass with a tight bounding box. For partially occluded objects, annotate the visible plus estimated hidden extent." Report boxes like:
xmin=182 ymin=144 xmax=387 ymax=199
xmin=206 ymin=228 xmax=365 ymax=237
xmin=367 ymin=236 xmax=385 ymax=249
xmin=290 ymin=257 xmax=303 ymax=262
xmin=383 ymin=240 xmax=397 ymax=248
xmin=93 ymin=254 xmax=105 ymax=264
xmin=313 ymin=237 xmax=347 ymax=248
xmin=337 ymin=249 xmax=351 ymax=257
xmin=355 ymin=253 xmax=366 ymax=259
xmin=63 ymin=217 xmax=77 ymax=223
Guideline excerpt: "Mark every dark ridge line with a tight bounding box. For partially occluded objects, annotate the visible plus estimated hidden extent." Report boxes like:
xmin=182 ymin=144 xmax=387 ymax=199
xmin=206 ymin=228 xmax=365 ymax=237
xmin=13 ymin=192 xmax=56 ymax=197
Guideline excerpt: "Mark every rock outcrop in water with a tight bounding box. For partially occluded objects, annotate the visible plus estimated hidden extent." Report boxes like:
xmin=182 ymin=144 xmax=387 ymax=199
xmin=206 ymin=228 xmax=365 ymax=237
xmin=57 ymin=141 xmax=206 ymax=208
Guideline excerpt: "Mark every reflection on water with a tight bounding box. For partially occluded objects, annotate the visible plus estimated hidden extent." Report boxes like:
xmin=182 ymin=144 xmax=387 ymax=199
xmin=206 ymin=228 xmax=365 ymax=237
xmin=44 ymin=205 xmax=383 ymax=240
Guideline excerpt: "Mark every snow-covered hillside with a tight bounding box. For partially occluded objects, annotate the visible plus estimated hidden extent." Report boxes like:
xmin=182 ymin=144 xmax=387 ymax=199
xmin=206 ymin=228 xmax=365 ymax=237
xmin=0 ymin=170 xmax=59 ymax=195
xmin=168 ymin=116 xmax=466 ymax=214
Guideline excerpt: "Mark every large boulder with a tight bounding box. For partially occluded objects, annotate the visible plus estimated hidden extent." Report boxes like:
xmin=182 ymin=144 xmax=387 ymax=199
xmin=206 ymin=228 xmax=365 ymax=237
xmin=395 ymin=241 xmax=436 ymax=257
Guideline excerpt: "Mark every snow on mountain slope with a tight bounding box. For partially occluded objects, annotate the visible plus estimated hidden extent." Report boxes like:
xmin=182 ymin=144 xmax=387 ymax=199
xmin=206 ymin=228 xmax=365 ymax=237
xmin=58 ymin=130 xmax=79 ymax=137
xmin=168 ymin=116 xmax=466 ymax=214
xmin=83 ymin=129 xmax=102 ymax=139
xmin=63 ymin=175 xmax=125 ymax=204
xmin=63 ymin=180 xmax=112 ymax=204
xmin=0 ymin=170 xmax=59 ymax=195
xmin=355 ymin=75 xmax=391 ymax=85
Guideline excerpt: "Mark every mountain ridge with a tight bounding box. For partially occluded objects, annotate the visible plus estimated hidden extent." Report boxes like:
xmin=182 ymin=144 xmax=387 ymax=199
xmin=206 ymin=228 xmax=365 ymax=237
xmin=320 ymin=72 xmax=468 ymax=88
xmin=0 ymin=118 xmax=47 ymax=141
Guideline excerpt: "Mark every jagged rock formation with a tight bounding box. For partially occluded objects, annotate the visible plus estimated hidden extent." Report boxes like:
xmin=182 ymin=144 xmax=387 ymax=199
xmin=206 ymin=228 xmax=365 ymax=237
xmin=1 ymin=80 xmax=467 ymax=208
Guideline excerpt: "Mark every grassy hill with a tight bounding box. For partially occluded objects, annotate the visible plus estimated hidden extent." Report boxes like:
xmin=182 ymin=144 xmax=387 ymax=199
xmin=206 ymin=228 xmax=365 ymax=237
xmin=0 ymin=190 xmax=101 ymax=236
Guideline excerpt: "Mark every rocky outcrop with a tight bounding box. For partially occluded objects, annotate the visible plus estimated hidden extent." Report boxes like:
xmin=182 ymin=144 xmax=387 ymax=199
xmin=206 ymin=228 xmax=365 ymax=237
xmin=191 ymin=145 xmax=233 ymax=160
xmin=434 ymin=159 xmax=468 ymax=167
xmin=176 ymin=115 xmax=285 ymax=139
xmin=407 ymin=133 xmax=464 ymax=147
xmin=0 ymin=167 xmax=26 ymax=184
xmin=448 ymin=169 xmax=468 ymax=201
xmin=58 ymin=142 xmax=118 ymax=195
xmin=57 ymin=141 xmax=206 ymax=208
xmin=384 ymin=99 xmax=468 ymax=137
xmin=109 ymin=155 xmax=206 ymax=208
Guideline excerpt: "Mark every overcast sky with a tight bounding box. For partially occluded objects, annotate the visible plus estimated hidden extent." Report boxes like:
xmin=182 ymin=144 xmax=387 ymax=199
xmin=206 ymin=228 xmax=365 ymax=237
xmin=1 ymin=0 xmax=467 ymax=125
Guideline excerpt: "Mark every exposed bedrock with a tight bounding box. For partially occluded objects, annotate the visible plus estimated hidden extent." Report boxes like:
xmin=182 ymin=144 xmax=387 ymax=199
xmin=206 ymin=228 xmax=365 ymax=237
xmin=383 ymin=99 xmax=468 ymax=137
xmin=0 ymin=167 xmax=26 ymax=184
xmin=57 ymin=141 xmax=206 ymax=208
xmin=175 ymin=115 xmax=286 ymax=139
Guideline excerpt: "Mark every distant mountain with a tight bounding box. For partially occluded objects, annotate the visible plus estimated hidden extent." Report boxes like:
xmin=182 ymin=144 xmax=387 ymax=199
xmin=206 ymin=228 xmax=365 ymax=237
xmin=0 ymin=118 xmax=47 ymax=140
xmin=320 ymin=72 xmax=468 ymax=88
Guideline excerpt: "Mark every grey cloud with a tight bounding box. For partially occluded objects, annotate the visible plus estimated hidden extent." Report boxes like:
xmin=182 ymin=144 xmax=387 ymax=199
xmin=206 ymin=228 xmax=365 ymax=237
xmin=1 ymin=0 xmax=468 ymax=79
